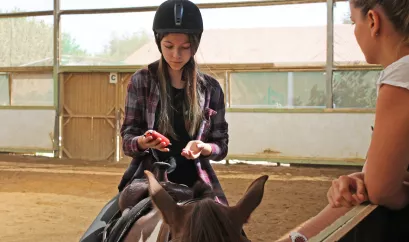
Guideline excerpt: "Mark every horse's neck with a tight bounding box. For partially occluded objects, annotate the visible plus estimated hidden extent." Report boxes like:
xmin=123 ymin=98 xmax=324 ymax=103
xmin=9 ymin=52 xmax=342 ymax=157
xmin=156 ymin=223 xmax=170 ymax=242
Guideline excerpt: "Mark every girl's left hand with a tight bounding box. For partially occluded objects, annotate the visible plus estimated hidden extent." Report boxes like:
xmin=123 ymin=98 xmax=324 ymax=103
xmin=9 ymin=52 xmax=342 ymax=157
xmin=181 ymin=140 xmax=211 ymax=159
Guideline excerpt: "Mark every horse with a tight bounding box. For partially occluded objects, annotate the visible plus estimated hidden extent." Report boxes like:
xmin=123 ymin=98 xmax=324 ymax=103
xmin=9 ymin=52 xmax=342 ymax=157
xmin=143 ymin=170 xmax=269 ymax=242
xmin=102 ymin=161 xmax=195 ymax=242
xmin=102 ymin=162 xmax=269 ymax=242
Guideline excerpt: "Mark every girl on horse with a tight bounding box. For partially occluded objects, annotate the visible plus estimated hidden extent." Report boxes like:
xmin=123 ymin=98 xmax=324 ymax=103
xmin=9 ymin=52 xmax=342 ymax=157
xmin=280 ymin=0 xmax=409 ymax=241
xmin=118 ymin=0 xmax=229 ymax=206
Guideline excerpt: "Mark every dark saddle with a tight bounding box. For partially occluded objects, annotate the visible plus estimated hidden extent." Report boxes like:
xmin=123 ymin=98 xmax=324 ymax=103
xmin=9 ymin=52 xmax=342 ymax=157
xmin=102 ymin=161 xmax=193 ymax=242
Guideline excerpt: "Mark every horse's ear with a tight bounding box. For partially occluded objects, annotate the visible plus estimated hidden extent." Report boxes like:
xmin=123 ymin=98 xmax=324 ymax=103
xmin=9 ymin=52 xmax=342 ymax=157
xmin=144 ymin=170 xmax=181 ymax=225
xmin=233 ymin=175 xmax=268 ymax=224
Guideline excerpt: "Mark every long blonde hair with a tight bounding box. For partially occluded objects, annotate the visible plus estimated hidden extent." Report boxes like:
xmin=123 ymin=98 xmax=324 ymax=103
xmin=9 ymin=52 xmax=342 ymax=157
xmin=156 ymin=33 xmax=204 ymax=139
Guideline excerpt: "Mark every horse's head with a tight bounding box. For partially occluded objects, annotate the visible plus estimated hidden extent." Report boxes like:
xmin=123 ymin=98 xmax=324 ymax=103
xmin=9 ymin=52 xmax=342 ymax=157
xmin=144 ymin=170 xmax=268 ymax=242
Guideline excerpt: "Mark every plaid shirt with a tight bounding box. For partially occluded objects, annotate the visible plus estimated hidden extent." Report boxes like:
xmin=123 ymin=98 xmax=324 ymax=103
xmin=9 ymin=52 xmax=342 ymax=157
xmin=120 ymin=61 xmax=229 ymax=205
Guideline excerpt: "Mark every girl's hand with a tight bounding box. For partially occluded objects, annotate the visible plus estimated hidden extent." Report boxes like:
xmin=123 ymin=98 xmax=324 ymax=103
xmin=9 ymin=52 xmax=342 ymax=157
xmin=181 ymin=140 xmax=211 ymax=159
xmin=137 ymin=130 xmax=169 ymax=152
xmin=327 ymin=172 xmax=368 ymax=208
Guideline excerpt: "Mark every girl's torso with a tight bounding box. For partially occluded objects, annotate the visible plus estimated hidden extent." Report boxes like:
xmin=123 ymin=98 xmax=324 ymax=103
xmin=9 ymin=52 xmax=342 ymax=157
xmin=153 ymin=86 xmax=199 ymax=187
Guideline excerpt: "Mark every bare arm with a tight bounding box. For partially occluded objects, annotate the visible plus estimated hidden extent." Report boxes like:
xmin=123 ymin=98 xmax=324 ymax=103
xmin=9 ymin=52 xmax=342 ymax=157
xmin=276 ymin=172 xmax=364 ymax=241
xmin=276 ymin=205 xmax=352 ymax=241
xmin=364 ymin=84 xmax=409 ymax=210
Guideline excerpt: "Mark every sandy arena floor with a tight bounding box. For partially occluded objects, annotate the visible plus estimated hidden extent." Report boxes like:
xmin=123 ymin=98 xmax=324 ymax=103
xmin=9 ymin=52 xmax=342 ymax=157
xmin=0 ymin=154 xmax=360 ymax=242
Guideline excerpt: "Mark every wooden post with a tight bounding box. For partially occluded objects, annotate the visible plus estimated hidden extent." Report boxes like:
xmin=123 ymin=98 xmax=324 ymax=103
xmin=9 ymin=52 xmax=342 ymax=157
xmin=53 ymin=0 xmax=61 ymax=158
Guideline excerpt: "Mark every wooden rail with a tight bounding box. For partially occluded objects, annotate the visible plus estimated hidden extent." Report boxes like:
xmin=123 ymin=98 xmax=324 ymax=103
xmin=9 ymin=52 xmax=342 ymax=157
xmin=309 ymin=204 xmax=378 ymax=242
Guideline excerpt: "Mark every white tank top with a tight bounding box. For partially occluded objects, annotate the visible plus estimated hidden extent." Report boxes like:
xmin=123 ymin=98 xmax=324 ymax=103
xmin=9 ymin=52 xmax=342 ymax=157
xmin=376 ymin=55 xmax=409 ymax=94
xmin=364 ymin=55 xmax=409 ymax=168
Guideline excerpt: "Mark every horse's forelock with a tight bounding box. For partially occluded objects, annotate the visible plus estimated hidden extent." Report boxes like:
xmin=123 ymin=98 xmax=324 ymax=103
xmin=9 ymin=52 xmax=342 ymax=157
xmin=192 ymin=180 xmax=214 ymax=200
xmin=180 ymin=199 xmax=242 ymax=242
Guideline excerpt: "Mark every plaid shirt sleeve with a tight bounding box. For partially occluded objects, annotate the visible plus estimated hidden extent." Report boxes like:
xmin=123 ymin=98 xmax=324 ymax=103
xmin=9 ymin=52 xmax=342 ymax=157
xmin=120 ymin=71 xmax=148 ymax=157
xmin=205 ymin=79 xmax=229 ymax=161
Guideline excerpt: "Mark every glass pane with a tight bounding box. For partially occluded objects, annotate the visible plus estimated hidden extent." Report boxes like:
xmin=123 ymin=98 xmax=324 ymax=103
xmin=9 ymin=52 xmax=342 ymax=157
xmin=61 ymin=0 xmax=266 ymax=10
xmin=0 ymin=74 xmax=10 ymax=106
xmin=11 ymin=73 xmax=54 ymax=106
xmin=230 ymin=71 xmax=326 ymax=108
xmin=0 ymin=16 xmax=53 ymax=67
xmin=60 ymin=2 xmax=327 ymax=66
xmin=333 ymin=70 xmax=380 ymax=108
xmin=60 ymin=12 xmax=154 ymax=65
xmin=334 ymin=1 xmax=367 ymax=65
xmin=1 ymin=0 xmax=53 ymax=12
xmin=230 ymin=72 xmax=288 ymax=107
xmin=292 ymin=72 xmax=326 ymax=108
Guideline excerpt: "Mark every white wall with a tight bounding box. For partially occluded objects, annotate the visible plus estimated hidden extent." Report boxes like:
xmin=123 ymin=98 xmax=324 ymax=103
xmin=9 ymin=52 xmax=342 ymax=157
xmin=226 ymin=112 xmax=375 ymax=159
xmin=0 ymin=109 xmax=55 ymax=150
xmin=0 ymin=109 xmax=374 ymax=160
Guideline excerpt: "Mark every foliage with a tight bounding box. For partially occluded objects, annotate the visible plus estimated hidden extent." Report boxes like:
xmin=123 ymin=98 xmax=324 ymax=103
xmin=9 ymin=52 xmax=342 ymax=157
xmin=333 ymin=71 xmax=378 ymax=108
xmin=294 ymin=71 xmax=378 ymax=108
xmin=61 ymin=32 xmax=88 ymax=57
xmin=0 ymin=8 xmax=150 ymax=66
xmin=0 ymin=17 xmax=53 ymax=66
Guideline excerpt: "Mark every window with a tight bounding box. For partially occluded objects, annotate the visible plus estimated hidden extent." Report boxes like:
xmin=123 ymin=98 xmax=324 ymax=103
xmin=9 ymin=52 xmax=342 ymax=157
xmin=334 ymin=1 xmax=368 ymax=65
xmin=333 ymin=70 xmax=380 ymax=108
xmin=11 ymin=73 xmax=54 ymax=106
xmin=292 ymin=72 xmax=326 ymax=108
xmin=60 ymin=12 xmax=154 ymax=66
xmin=60 ymin=2 xmax=327 ymax=66
xmin=231 ymin=72 xmax=287 ymax=107
xmin=60 ymin=0 xmax=275 ymax=10
xmin=0 ymin=16 xmax=53 ymax=67
xmin=196 ymin=3 xmax=327 ymax=66
xmin=0 ymin=74 xmax=10 ymax=106
xmin=1 ymin=0 xmax=53 ymax=12
xmin=230 ymin=71 xmax=326 ymax=108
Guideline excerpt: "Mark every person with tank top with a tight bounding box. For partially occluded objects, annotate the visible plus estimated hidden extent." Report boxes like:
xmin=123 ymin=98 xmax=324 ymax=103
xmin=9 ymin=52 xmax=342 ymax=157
xmin=280 ymin=1 xmax=409 ymax=241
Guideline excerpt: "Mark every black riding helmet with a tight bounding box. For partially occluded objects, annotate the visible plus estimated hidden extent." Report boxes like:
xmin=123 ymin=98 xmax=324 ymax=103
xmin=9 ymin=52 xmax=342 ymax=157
xmin=152 ymin=0 xmax=203 ymax=52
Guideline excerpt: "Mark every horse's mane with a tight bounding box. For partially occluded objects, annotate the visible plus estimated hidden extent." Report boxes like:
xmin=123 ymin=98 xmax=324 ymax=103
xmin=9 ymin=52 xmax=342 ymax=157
xmin=179 ymin=181 xmax=242 ymax=242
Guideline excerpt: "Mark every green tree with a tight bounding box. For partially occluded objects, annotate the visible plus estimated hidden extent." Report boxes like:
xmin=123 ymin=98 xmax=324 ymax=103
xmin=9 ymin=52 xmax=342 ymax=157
xmin=333 ymin=71 xmax=378 ymax=108
xmin=306 ymin=84 xmax=326 ymax=106
xmin=292 ymin=84 xmax=326 ymax=107
xmin=1 ymin=8 xmax=152 ymax=66
xmin=292 ymin=71 xmax=378 ymax=108
xmin=0 ymin=8 xmax=87 ymax=67
xmin=61 ymin=32 xmax=88 ymax=57
xmin=0 ymin=17 xmax=53 ymax=66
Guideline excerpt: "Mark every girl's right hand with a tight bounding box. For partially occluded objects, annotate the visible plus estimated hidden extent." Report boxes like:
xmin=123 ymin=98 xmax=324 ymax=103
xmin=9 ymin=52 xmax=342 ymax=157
xmin=137 ymin=130 xmax=170 ymax=152
xmin=327 ymin=172 xmax=368 ymax=208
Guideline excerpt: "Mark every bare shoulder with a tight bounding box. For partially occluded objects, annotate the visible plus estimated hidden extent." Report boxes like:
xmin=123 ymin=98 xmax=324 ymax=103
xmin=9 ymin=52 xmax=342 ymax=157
xmin=371 ymin=84 xmax=409 ymax=156
xmin=376 ymin=84 xmax=409 ymax=118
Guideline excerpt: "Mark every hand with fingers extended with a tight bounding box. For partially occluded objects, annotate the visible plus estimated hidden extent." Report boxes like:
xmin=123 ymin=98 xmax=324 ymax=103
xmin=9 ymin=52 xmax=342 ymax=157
xmin=327 ymin=172 xmax=368 ymax=208
xmin=137 ymin=130 xmax=170 ymax=152
xmin=181 ymin=140 xmax=212 ymax=160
